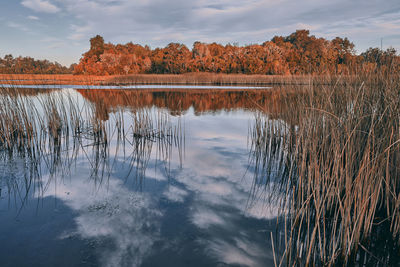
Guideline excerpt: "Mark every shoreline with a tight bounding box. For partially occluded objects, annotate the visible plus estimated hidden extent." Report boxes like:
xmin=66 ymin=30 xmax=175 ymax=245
xmin=0 ymin=83 xmax=272 ymax=90
xmin=0 ymin=73 xmax=344 ymax=86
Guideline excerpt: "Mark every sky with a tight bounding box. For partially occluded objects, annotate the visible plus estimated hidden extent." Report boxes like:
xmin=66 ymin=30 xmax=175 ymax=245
xmin=1 ymin=0 xmax=400 ymax=66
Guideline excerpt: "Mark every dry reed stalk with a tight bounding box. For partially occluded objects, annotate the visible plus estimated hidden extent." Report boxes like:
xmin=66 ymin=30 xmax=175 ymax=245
xmin=249 ymin=72 xmax=400 ymax=265
xmin=0 ymin=86 xmax=184 ymax=201
xmin=104 ymin=73 xmax=350 ymax=86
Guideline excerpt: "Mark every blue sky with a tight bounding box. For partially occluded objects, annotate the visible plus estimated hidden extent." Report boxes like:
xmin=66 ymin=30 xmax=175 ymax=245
xmin=1 ymin=0 xmax=400 ymax=66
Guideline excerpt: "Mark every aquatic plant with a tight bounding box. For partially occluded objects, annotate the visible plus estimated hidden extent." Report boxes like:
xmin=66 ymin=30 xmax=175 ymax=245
xmin=249 ymin=72 xmax=400 ymax=265
xmin=0 ymin=87 xmax=184 ymax=209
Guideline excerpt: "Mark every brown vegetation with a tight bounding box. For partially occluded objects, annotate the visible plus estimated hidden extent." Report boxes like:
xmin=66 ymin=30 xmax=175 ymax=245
xmin=1 ymin=30 xmax=398 ymax=77
xmin=0 ymin=88 xmax=184 ymax=204
xmin=106 ymin=73 xmax=322 ymax=85
xmin=0 ymin=73 xmax=356 ymax=86
xmin=0 ymin=74 xmax=110 ymax=85
xmin=0 ymin=87 xmax=183 ymax=164
xmin=250 ymin=72 xmax=400 ymax=265
xmin=0 ymin=54 xmax=73 ymax=74
xmin=74 ymin=30 xmax=400 ymax=76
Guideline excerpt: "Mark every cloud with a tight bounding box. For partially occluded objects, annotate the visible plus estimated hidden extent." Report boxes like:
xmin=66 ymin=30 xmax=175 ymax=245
xmin=2 ymin=0 xmax=400 ymax=67
xmin=21 ymin=0 xmax=60 ymax=13
xmin=56 ymin=0 xmax=400 ymax=51
xmin=27 ymin=15 xmax=40 ymax=20
xmin=7 ymin=22 xmax=29 ymax=32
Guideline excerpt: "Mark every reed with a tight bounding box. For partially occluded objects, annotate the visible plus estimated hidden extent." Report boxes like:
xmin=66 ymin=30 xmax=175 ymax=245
xmin=104 ymin=73 xmax=345 ymax=86
xmin=0 ymin=73 xmax=355 ymax=86
xmin=0 ymin=86 xmax=184 ymax=208
xmin=249 ymin=72 xmax=400 ymax=265
xmin=0 ymin=74 xmax=109 ymax=86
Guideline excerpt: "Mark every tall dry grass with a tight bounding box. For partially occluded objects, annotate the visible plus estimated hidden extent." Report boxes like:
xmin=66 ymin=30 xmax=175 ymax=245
xmin=0 ymin=87 xmax=184 ymax=207
xmin=105 ymin=73 xmax=345 ymax=86
xmin=249 ymin=72 xmax=400 ymax=265
xmin=0 ymin=73 xmax=359 ymax=86
xmin=0 ymin=74 xmax=109 ymax=85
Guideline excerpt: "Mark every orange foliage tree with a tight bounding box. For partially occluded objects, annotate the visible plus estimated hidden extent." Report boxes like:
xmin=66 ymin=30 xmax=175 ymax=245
xmin=0 ymin=54 xmax=72 ymax=74
xmin=74 ymin=30 xmax=400 ymax=75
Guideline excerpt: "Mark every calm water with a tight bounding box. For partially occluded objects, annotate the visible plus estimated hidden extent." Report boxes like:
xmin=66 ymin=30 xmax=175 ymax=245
xmin=0 ymin=84 xmax=270 ymax=90
xmin=0 ymin=88 xmax=282 ymax=267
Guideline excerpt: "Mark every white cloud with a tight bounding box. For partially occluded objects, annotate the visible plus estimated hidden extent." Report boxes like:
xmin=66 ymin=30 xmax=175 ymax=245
xmin=1 ymin=0 xmax=400 ymax=67
xmin=7 ymin=22 xmax=29 ymax=32
xmin=27 ymin=15 xmax=40 ymax=20
xmin=21 ymin=0 xmax=60 ymax=13
xmin=55 ymin=0 xmax=400 ymax=52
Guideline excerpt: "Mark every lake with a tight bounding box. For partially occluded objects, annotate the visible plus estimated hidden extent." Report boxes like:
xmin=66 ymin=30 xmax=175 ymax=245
xmin=0 ymin=87 xmax=284 ymax=267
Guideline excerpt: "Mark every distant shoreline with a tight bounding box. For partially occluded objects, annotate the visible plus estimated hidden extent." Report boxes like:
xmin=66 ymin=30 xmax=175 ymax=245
xmin=0 ymin=73 xmax=346 ymax=86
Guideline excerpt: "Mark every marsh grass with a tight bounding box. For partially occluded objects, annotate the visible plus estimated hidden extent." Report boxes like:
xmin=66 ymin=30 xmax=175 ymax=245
xmin=0 ymin=73 xmax=318 ymax=86
xmin=105 ymin=73 xmax=343 ymax=86
xmin=0 ymin=74 xmax=109 ymax=85
xmin=249 ymin=73 xmax=400 ymax=265
xmin=0 ymin=73 xmax=374 ymax=87
xmin=0 ymin=86 xmax=184 ymax=209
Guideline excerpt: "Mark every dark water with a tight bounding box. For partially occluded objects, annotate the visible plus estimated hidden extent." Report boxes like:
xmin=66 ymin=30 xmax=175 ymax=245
xmin=0 ymin=88 xmax=282 ymax=267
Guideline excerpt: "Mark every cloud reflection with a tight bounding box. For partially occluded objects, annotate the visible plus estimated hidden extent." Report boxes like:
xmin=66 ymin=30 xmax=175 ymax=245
xmin=204 ymin=237 xmax=273 ymax=267
xmin=163 ymin=185 xmax=188 ymax=203
xmin=28 ymin=107 xmax=279 ymax=267
xmin=165 ymin=111 xmax=280 ymax=266
xmin=44 ymin=172 xmax=162 ymax=267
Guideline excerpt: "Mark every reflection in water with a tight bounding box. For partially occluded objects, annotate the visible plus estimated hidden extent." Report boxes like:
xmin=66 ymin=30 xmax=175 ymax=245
xmin=0 ymin=88 xmax=285 ymax=267
xmin=47 ymin=173 xmax=163 ymax=267
xmin=77 ymin=88 xmax=295 ymax=117
xmin=0 ymin=88 xmax=184 ymax=212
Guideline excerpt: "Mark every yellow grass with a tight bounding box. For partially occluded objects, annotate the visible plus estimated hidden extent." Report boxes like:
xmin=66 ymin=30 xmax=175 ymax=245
xmin=0 ymin=73 xmax=350 ymax=86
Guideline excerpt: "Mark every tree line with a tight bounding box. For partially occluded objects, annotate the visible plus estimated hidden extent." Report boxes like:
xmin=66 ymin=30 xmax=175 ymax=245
xmin=0 ymin=54 xmax=73 ymax=74
xmin=74 ymin=30 xmax=400 ymax=75
xmin=1 ymin=30 xmax=398 ymax=75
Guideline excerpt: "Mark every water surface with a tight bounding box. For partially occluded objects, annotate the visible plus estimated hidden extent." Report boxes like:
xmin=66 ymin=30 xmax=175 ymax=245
xmin=0 ymin=88 xmax=282 ymax=267
xmin=0 ymin=84 xmax=270 ymax=90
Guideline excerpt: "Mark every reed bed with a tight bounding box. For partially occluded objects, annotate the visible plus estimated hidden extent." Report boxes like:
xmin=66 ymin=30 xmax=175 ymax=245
xmin=0 ymin=87 xmax=184 ymax=207
xmin=0 ymin=73 xmax=319 ymax=86
xmin=105 ymin=73 xmax=344 ymax=86
xmin=0 ymin=73 xmax=360 ymax=86
xmin=249 ymin=73 xmax=400 ymax=265
xmin=0 ymin=74 xmax=109 ymax=85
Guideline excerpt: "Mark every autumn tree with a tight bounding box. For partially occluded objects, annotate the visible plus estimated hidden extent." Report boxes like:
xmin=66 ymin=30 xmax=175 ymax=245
xmin=73 ymin=31 xmax=399 ymax=76
xmin=0 ymin=54 xmax=71 ymax=74
xmin=89 ymin=35 xmax=105 ymax=61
